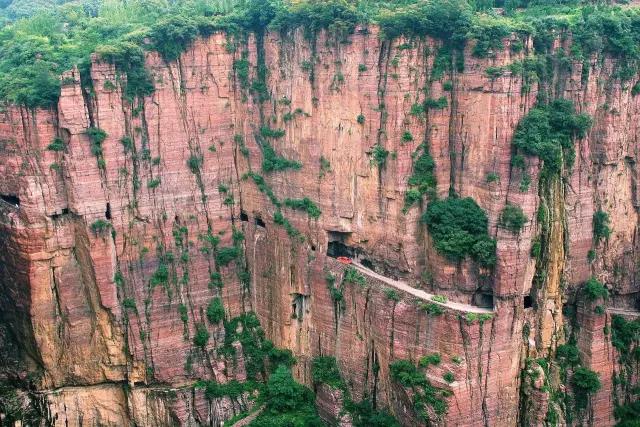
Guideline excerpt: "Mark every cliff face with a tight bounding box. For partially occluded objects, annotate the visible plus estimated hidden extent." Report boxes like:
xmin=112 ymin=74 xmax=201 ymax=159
xmin=0 ymin=27 xmax=637 ymax=426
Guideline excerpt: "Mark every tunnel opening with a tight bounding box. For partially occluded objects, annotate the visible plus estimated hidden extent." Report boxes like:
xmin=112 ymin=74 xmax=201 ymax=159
xmin=255 ymin=216 xmax=266 ymax=228
xmin=0 ymin=194 xmax=20 ymax=207
xmin=326 ymin=231 xmax=355 ymax=258
xmin=240 ymin=210 xmax=249 ymax=222
xmin=327 ymin=241 xmax=355 ymax=258
xmin=105 ymin=203 xmax=112 ymax=220
xmin=523 ymin=295 xmax=532 ymax=309
xmin=360 ymin=258 xmax=375 ymax=270
xmin=473 ymin=290 xmax=494 ymax=309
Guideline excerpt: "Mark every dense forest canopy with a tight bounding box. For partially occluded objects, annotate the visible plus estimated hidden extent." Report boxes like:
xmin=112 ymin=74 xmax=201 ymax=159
xmin=0 ymin=0 xmax=638 ymax=108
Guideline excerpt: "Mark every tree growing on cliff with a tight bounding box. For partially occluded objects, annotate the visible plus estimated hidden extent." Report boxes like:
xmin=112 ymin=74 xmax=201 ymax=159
xmin=512 ymin=99 xmax=592 ymax=176
xmin=593 ymin=209 xmax=611 ymax=244
xmin=422 ymin=196 xmax=496 ymax=267
xmin=251 ymin=365 xmax=323 ymax=427
xmin=499 ymin=204 xmax=527 ymax=233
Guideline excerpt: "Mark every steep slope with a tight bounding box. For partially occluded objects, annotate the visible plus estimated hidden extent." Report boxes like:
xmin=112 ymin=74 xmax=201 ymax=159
xmin=0 ymin=25 xmax=639 ymax=426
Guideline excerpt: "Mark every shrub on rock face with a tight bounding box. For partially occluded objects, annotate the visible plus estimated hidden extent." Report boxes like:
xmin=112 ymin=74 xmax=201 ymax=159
xmin=206 ymin=297 xmax=225 ymax=324
xmin=422 ymin=197 xmax=496 ymax=267
xmin=499 ymin=204 xmax=527 ymax=233
xmin=251 ymin=365 xmax=323 ymax=427
xmin=593 ymin=210 xmax=611 ymax=244
xmin=512 ymin=99 xmax=592 ymax=175
xmin=193 ymin=323 xmax=210 ymax=347
xmin=572 ymin=367 xmax=601 ymax=408
xmin=311 ymin=356 xmax=344 ymax=388
xmin=582 ymin=277 xmax=609 ymax=301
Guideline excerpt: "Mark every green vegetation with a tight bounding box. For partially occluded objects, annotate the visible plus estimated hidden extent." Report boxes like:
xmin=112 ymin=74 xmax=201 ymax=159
xmin=389 ymin=359 xmax=449 ymax=423
xmin=150 ymin=263 xmax=169 ymax=288
xmin=512 ymin=99 xmax=592 ymax=176
xmin=47 ymin=137 xmax=65 ymax=152
xmin=486 ymin=172 xmax=499 ymax=183
xmin=260 ymin=126 xmax=286 ymax=139
xmin=572 ymin=367 xmax=601 ymax=408
xmin=187 ymin=154 xmax=203 ymax=174
xmin=193 ymin=323 xmax=210 ymax=347
xmin=384 ymin=288 xmax=400 ymax=302
xmin=424 ymin=96 xmax=448 ymax=110
xmin=593 ymin=209 xmax=611 ymax=244
xmin=410 ymin=102 xmax=425 ymax=116
xmin=261 ymin=140 xmax=302 ymax=173
xmin=419 ymin=353 xmax=441 ymax=368
xmin=311 ymin=356 xmax=344 ymax=389
xmin=4 ymin=0 xmax=640 ymax=112
xmin=347 ymin=399 xmax=400 ymax=427
xmin=442 ymin=371 xmax=455 ymax=383
xmin=206 ymin=297 xmax=225 ymax=324
xmin=371 ymin=143 xmax=389 ymax=167
xmin=556 ymin=343 xmax=581 ymax=367
xmin=499 ymin=204 xmax=527 ymax=233
xmin=178 ymin=303 xmax=188 ymax=324
xmin=147 ymin=177 xmax=161 ymax=189
xmin=86 ymin=127 xmax=107 ymax=157
xmin=343 ymin=267 xmax=366 ymax=287
xmin=274 ymin=210 xmax=300 ymax=238
xmin=284 ymin=197 xmax=321 ymax=219
xmin=319 ymin=155 xmax=331 ymax=177
xmin=216 ymin=246 xmax=241 ymax=267
xmin=404 ymin=144 xmax=437 ymax=209
xmin=199 ymin=379 xmax=259 ymax=401
xmin=582 ymin=277 xmax=609 ymax=301
xmin=422 ymin=196 xmax=496 ymax=267
xmin=251 ymin=365 xmax=322 ymax=427
xmin=123 ymin=298 xmax=137 ymax=311
xmin=530 ymin=236 xmax=541 ymax=258
xmin=431 ymin=295 xmax=447 ymax=304
xmin=418 ymin=301 xmax=445 ymax=316
xmin=90 ymin=219 xmax=111 ymax=234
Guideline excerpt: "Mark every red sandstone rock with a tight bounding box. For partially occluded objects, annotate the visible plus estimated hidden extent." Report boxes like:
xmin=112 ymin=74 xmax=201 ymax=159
xmin=0 ymin=28 xmax=637 ymax=427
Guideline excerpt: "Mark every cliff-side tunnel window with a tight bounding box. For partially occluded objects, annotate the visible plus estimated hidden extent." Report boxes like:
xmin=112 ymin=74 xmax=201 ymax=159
xmin=240 ymin=210 xmax=249 ymax=222
xmin=291 ymin=293 xmax=305 ymax=321
xmin=523 ymin=295 xmax=532 ymax=309
xmin=0 ymin=194 xmax=20 ymax=208
xmin=255 ymin=216 xmax=266 ymax=228
xmin=105 ymin=203 xmax=112 ymax=220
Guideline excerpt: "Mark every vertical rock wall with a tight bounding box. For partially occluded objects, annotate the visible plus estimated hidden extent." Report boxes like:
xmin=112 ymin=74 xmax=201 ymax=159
xmin=0 ymin=28 xmax=638 ymax=425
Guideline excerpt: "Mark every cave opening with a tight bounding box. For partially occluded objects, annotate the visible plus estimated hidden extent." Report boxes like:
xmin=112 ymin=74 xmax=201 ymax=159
xmin=255 ymin=216 xmax=265 ymax=228
xmin=0 ymin=194 xmax=19 ymax=207
xmin=105 ymin=203 xmax=112 ymax=220
xmin=240 ymin=210 xmax=249 ymax=222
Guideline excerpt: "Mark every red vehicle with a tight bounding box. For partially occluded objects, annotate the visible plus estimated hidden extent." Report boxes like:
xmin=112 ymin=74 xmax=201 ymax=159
xmin=337 ymin=256 xmax=352 ymax=265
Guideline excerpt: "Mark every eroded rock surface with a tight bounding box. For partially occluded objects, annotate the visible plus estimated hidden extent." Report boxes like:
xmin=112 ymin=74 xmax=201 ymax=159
xmin=0 ymin=28 xmax=638 ymax=426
